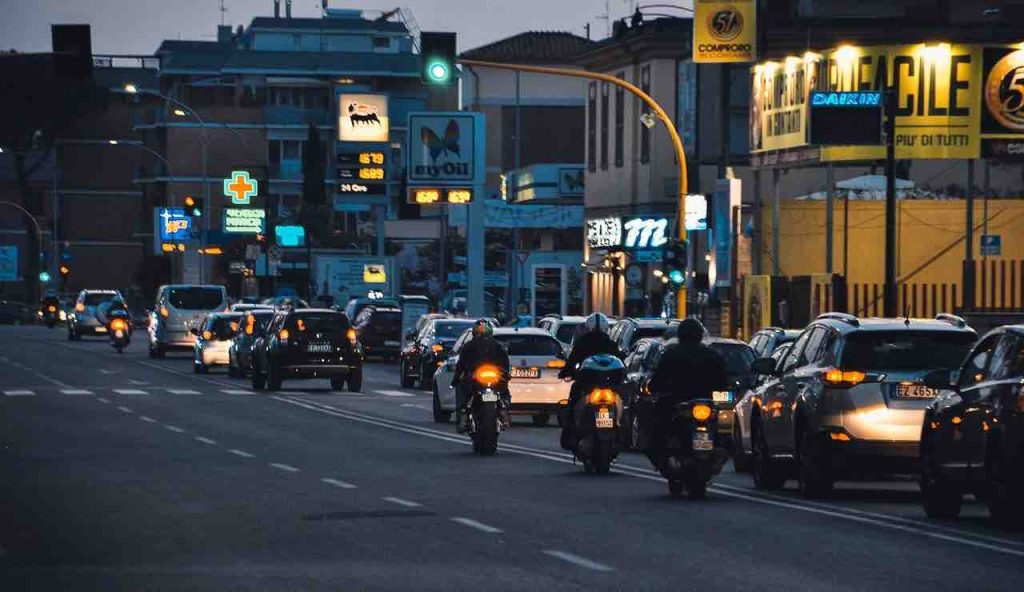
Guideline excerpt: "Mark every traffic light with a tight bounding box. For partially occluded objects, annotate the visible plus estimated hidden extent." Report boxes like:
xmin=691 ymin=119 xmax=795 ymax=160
xmin=420 ymin=32 xmax=456 ymax=85
xmin=59 ymin=264 xmax=70 ymax=283
xmin=184 ymin=195 xmax=203 ymax=217
xmin=662 ymin=239 xmax=687 ymax=287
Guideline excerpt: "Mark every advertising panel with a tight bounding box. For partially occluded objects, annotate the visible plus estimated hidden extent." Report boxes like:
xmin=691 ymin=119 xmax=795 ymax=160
xmin=693 ymin=0 xmax=757 ymax=63
xmin=223 ymin=208 xmax=267 ymax=234
xmin=742 ymin=275 xmax=772 ymax=341
xmin=981 ymin=47 xmax=1024 ymax=159
xmin=338 ymin=94 xmax=389 ymax=142
xmin=586 ymin=217 xmax=622 ymax=249
xmin=0 ymin=245 xmax=17 ymax=281
xmin=154 ymin=208 xmax=194 ymax=254
xmin=750 ymin=58 xmax=818 ymax=153
xmin=685 ymin=194 xmax=708 ymax=231
xmin=407 ymin=113 xmax=480 ymax=185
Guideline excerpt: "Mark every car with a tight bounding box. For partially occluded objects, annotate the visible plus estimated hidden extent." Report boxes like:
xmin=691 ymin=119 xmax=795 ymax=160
xmin=732 ymin=342 xmax=794 ymax=472
xmin=537 ymin=315 xmax=586 ymax=354
xmin=344 ymin=296 xmax=399 ymax=321
xmin=261 ymin=296 xmax=309 ymax=309
xmin=231 ymin=302 xmax=274 ymax=313
xmin=148 ymin=284 xmax=229 ymax=358
xmin=251 ymin=308 xmax=363 ymax=392
xmin=192 ymin=312 xmax=244 ymax=373
xmin=749 ymin=326 xmax=802 ymax=359
xmin=66 ymin=289 xmax=124 ymax=340
xmin=228 ymin=309 xmax=277 ymax=378
xmin=621 ymin=337 xmax=666 ymax=449
xmin=409 ymin=313 xmax=449 ymax=341
xmin=399 ymin=317 xmax=475 ymax=389
xmin=354 ymin=305 xmax=403 ymax=360
xmin=608 ymin=317 xmax=680 ymax=357
xmin=432 ymin=328 xmax=569 ymax=426
xmin=919 ymin=324 xmax=1024 ymax=527
xmin=748 ymin=312 xmax=977 ymax=498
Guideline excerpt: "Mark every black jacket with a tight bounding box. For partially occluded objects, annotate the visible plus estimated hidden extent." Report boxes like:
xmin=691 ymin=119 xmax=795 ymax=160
xmin=454 ymin=335 xmax=510 ymax=383
xmin=649 ymin=339 xmax=728 ymax=404
xmin=560 ymin=331 xmax=622 ymax=379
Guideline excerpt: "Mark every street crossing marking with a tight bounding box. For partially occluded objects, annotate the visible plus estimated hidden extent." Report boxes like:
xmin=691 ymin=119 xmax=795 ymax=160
xmin=220 ymin=389 xmax=253 ymax=395
xmin=451 ymin=517 xmax=503 ymax=534
xmin=382 ymin=496 xmax=421 ymax=508
xmin=61 ymin=389 xmax=93 ymax=395
xmin=167 ymin=389 xmax=201 ymax=395
xmin=321 ymin=477 xmax=357 ymax=489
xmin=269 ymin=462 xmax=300 ymax=473
xmin=96 ymin=397 xmax=111 ymax=403
xmin=542 ymin=550 xmax=614 ymax=572
xmin=279 ymin=390 xmax=308 ymax=395
xmin=114 ymin=389 xmax=148 ymax=395
xmin=2 ymin=390 xmax=35 ymax=397
xmin=400 ymin=403 xmax=430 ymax=410
xmin=375 ymin=390 xmax=415 ymax=398
xmin=228 ymin=449 xmax=255 ymax=458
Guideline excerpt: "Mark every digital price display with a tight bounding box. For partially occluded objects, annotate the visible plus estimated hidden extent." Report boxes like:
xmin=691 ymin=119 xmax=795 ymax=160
xmin=407 ymin=187 xmax=474 ymax=205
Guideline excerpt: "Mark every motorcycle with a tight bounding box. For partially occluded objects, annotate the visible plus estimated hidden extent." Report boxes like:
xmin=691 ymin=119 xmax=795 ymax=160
xmin=647 ymin=397 xmax=730 ymax=499
xmin=464 ymin=363 xmax=509 ymax=456
xmin=560 ymin=355 xmax=625 ymax=475
xmin=41 ymin=303 xmax=60 ymax=328
xmin=108 ymin=310 xmax=131 ymax=354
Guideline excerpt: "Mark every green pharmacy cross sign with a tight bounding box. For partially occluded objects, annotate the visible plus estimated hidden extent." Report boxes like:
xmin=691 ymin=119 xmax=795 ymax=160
xmin=224 ymin=170 xmax=258 ymax=205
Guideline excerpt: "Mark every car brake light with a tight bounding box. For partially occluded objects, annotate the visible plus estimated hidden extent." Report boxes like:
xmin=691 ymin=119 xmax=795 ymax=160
xmin=75 ymin=303 xmax=85 ymax=312
xmin=473 ymin=364 xmax=503 ymax=387
xmin=278 ymin=329 xmax=289 ymax=344
xmin=431 ymin=343 xmax=444 ymax=353
xmin=47 ymin=305 xmax=56 ymax=313
xmin=346 ymin=328 xmax=357 ymax=344
xmin=547 ymin=359 xmax=566 ymax=368
xmin=587 ymin=388 xmax=616 ymax=406
xmin=824 ymin=367 xmax=866 ymax=387
xmin=692 ymin=404 xmax=713 ymax=422
xmin=159 ymin=305 xmax=169 ymax=318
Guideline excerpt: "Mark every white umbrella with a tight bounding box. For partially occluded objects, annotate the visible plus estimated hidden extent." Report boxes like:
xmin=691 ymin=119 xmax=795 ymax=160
xmin=835 ymin=174 xmax=914 ymax=191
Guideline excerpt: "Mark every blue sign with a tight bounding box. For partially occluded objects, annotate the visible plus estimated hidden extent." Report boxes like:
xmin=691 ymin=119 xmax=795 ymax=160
xmin=158 ymin=208 xmax=193 ymax=241
xmin=981 ymin=234 xmax=1002 ymax=256
xmin=0 ymin=246 xmax=16 ymax=281
xmin=810 ymin=91 xmax=882 ymax=108
xmin=275 ymin=225 xmax=306 ymax=247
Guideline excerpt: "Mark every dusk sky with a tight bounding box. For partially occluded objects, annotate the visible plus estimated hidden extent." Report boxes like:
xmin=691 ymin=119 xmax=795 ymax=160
xmin=1 ymin=0 xmax=693 ymax=55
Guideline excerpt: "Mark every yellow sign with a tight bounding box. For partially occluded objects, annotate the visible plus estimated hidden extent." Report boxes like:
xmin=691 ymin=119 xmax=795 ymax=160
xmin=358 ymin=152 xmax=385 ymax=165
xmin=750 ymin=57 xmax=818 ymax=153
xmin=693 ymin=0 xmax=757 ymax=63
xmin=742 ymin=275 xmax=771 ymax=341
xmin=363 ymin=264 xmax=387 ymax=284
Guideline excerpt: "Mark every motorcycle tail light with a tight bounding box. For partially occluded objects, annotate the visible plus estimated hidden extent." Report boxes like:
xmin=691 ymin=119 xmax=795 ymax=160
xmin=588 ymin=388 xmax=616 ymax=406
xmin=546 ymin=359 xmax=566 ymax=368
xmin=692 ymin=404 xmax=713 ymax=422
xmin=75 ymin=303 xmax=85 ymax=312
xmin=47 ymin=305 xmax=56 ymax=313
xmin=110 ymin=319 xmax=128 ymax=332
xmin=474 ymin=364 xmax=503 ymax=387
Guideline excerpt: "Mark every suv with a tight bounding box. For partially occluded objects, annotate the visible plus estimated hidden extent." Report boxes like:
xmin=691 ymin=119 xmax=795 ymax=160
xmin=537 ymin=315 xmax=586 ymax=354
xmin=749 ymin=313 xmax=977 ymax=498
xmin=251 ymin=308 xmax=363 ymax=392
xmin=919 ymin=325 xmax=1024 ymax=526
xmin=67 ymin=289 xmax=124 ymax=340
xmin=608 ymin=317 xmax=679 ymax=356
xmin=749 ymin=327 xmax=802 ymax=359
xmin=148 ymin=285 xmax=229 ymax=357
xmin=399 ymin=317 xmax=475 ymax=389
xmin=354 ymin=305 xmax=403 ymax=360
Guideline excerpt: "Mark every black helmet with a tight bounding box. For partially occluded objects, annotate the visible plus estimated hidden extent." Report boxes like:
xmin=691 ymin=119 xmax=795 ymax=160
xmin=577 ymin=354 xmax=626 ymax=387
xmin=677 ymin=318 xmax=705 ymax=343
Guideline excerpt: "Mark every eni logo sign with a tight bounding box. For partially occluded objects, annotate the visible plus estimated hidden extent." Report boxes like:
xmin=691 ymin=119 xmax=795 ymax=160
xmin=224 ymin=171 xmax=258 ymax=205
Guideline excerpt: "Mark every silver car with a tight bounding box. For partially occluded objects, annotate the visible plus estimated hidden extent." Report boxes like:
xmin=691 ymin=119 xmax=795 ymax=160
xmin=732 ymin=341 xmax=793 ymax=472
xmin=67 ymin=289 xmax=124 ymax=340
xmin=149 ymin=284 xmax=229 ymax=358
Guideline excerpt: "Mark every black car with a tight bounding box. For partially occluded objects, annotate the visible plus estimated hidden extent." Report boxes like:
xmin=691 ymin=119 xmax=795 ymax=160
xmin=354 ymin=305 xmax=403 ymax=360
xmin=608 ymin=317 xmax=680 ymax=357
xmin=920 ymin=324 xmax=1024 ymax=527
xmin=749 ymin=326 xmax=802 ymax=359
xmin=251 ymin=309 xmax=363 ymax=392
xmin=399 ymin=317 xmax=475 ymax=389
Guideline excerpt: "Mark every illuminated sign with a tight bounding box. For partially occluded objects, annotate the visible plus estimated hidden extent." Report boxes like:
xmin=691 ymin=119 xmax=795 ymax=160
xmin=223 ymin=170 xmax=258 ymax=205
xmin=338 ymin=94 xmax=389 ymax=142
xmin=363 ymin=264 xmax=387 ymax=284
xmin=810 ymin=91 xmax=883 ymax=146
xmin=338 ymin=151 xmax=387 ymax=182
xmin=446 ymin=188 xmax=472 ymax=204
xmin=223 ymin=208 xmax=267 ymax=234
xmin=586 ymin=217 xmax=622 ymax=249
xmin=358 ymin=167 xmax=385 ymax=180
xmin=407 ymin=187 xmax=473 ymax=205
xmin=622 ymin=217 xmax=669 ymax=249
xmin=275 ymin=225 xmax=305 ymax=247
xmin=359 ymin=152 xmax=385 ymax=165
xmin=810 ymin=91 xmax=881 ymax=107
xmin=158 ymin=208 xmax=193 ymax=241
xmin=338 ymin=182 xmax=386 ymax=195
xmin=693 ymin=0 xmax=757 ymax=63
xmin=408 ymin=114 xmax=477 ymax=183
xmin=685 ymin=194 xmax=708 ymax=231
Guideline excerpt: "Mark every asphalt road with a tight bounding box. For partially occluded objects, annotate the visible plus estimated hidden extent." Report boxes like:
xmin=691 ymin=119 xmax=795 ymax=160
xmin=1 ymin=324 xmax=1023 ymax=591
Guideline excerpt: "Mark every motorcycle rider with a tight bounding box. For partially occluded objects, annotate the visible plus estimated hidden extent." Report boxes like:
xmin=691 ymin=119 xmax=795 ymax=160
xmin=452 ymin=319 xmax=510 ymax=433
xmin=40 ymin=289 xmax=60 ymax=318
xmin=558 ymin=312 xmax=622 ymax=447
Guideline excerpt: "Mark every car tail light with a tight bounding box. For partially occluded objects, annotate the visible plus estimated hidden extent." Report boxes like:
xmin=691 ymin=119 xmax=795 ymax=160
xmin=692 ymin=404 xmax=713 ymax=422
xmin=824 ymin=367 xmax=866 ymax=387
xmin=245 ymin=315 xmax=255 ymax=335
xmin=75 ymin=303 xmax=85 ymax=312
xmin=346 ymin=328 xmax=357 ymax=344
xmin=473 ymin=364 xmax=503 ymax=387
xmin=431 ymin=343 xmax=444 ymax=353
xmin=47 ymin=305 xmax=56 ymax=313
xmin=159 ymin=305 xmax=169 ymax=318
xmin=547 ymin=359 xmax=566 ymax=368
xmin=588 ymin=388 xmax=616 ymax=405
xmin=278 ymin=328 xmax=289 ymax=344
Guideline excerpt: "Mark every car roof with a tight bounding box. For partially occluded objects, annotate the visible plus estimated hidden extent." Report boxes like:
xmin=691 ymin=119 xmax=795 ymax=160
xmin=552 ymin=316 xmax=586 ymax=323
xmin=631 ymin=318 xmax=679 ymax=328
xmin=432 ymin=317 xmax=473 ymax=325
xmin=813 ymin=315 xmax=977 ymax=334
xmin=704 ymin=337 xmax=751 ymax=347
xmin=81 ymin=289 xmax=118 ymax=294
xmin=290 ymin=308 xmax=343 ymax=315
xmin=493 ymin=327 xmax=552 ymax=337
xmin=209 ymin=312 xmax=243 ymax=319
xmin=365 ymin=306 xmax=401 ymax=313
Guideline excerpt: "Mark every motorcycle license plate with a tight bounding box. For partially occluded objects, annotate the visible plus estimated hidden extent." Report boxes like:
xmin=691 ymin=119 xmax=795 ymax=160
xmin=481 ymin=392 xmax=499 ymax=402
xmin=692 ymin=432 xmax=713 ymax=451
xmin=595 ymin=408 xmax=614 ymax=429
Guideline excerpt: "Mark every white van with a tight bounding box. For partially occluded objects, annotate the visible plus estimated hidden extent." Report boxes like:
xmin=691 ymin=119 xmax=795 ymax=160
xmin=148 ymin=284 xmax=229 ymax=358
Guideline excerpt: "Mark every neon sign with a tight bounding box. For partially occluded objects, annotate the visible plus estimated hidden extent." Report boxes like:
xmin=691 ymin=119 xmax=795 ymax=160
xmin=223 ymin=170 xmax=258 ymax=205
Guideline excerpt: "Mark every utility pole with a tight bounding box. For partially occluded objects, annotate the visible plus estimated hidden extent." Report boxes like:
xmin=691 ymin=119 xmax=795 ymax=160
xmin=883 ymin=87 xmax=897 ymax=318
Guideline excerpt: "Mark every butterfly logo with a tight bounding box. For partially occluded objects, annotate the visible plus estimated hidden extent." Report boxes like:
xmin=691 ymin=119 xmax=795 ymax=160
xmin=421 ymin=119 xmax=461 ymax=163
xmin=563 ymin=169 xmax=584 ymax=193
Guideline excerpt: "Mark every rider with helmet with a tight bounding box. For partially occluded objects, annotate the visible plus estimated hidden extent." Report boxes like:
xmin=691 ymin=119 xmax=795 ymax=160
xmin=558 ymin=312 xmax=623 ymax=446
xmin=452 ymin=319 xmax=510 ymax=432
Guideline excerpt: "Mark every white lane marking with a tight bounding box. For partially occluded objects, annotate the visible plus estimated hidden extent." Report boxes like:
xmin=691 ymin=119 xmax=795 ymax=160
xmin=542 ymin=550 xmax=614 ymax=572
xmin=375 ymin=390 xmax=415 ymax=398
xmin=116 ymin=406 xmax=133 ymax=414
xmin=2 ymin=390 xmax=35 ymax=396
xmin=96 ymin=397 xmax=111 ymax=404
xmin=139 ymin=415 xmax=157 ymax=423
xmin=113 ymin=389 xmax=148 ymax=395
xmin=164 ymin=425 xmax=186 ymax=433
xmin=279 ymin=390 xmax=308 ymax=395
xmin=274 ymin=395 xmax=1024 ymax=559
xmin=269 ymin=462 xmax=300 ymax=473
xmin=382 ymin=496 xmax=421 ymax=508
xmin=61 ymin=389 xmax=93 ymax=395
xmin=167 ymin=389 xmax=201 ymax=395
xmin=220 ymin=389 xmax=252 ymax=395
xmin=451 ymin=517 xmax=503 ymax=534
xmin=321 ymin=477 xmax=357 ymax=489
xmin=194 ymin=436 xmax=218 ymax=445
xmin=228 ymin=448 xmax=255 ymax=458
xmin=400 ymin=403 xmax=430 ymax=410
xmin=98 ymin=369 xmax=115 ymax=375
xmin=128 ymin=379 xmax=149 ymax=386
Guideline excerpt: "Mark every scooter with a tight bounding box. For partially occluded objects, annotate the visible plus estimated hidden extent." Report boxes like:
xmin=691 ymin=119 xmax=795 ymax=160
xmin=108 ymin=310 xmax=131 ymax=354
xmin=464 ymin=364 xmax=510 ymax=456
xmin=560 ymin=355 xmax=626 ymax=475
xmin=649 ymin=398 xmax=730 ymax=499
xmin=41 ymin=304 xmax=60 ymax=328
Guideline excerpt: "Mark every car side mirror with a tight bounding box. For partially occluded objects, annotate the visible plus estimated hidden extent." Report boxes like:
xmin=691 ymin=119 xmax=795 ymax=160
xmin=752 ymin=357 xmax=777 ymax=375
xmin=923 ymin=368 xmax=956 ymax=390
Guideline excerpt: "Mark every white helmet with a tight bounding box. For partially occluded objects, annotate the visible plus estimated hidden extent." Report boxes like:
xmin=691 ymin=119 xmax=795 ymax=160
xmin=584 ymin=312 xmax=610 ymax=334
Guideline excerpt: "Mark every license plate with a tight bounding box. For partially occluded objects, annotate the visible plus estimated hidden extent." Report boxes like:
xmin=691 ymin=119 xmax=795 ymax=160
xmin=510 ymin=367 xmax=540 ymax=379
xmin=385 ymin=340 xmax=400 ymax=347
xmin=481 ymin=392 xmax=498 ymax=402
xmin=712 ymin=390 xmax=733 ymax=403
xmin=307 ymin=343 xmax=332 ymax=353
xmin=94 ymin=326 xmax=107 ymax=333
xmin=692 ymin=432 xmax=713 ymax=451
xmin=595 ymin=408 xmax=613 ymax=429
xmin=897 ymin=384 xmax=938 ymax=398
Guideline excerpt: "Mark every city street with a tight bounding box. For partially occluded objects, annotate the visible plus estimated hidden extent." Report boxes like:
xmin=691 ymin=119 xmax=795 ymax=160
xmin=1 ymin=324 xmax=1022 ymax=591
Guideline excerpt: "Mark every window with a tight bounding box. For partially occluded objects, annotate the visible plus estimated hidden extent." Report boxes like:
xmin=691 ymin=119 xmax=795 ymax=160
xmin=643 ymin=342 xmax=663 ymax=370
xmin=627 ymin=342 xmax=649 ymax=373
xmin=434 ymin=321 xmax=474 ymax=339
xmin=958 ymin=335 xmax=1000 ymax=388
xmin=640 ymin=65 xmax=651 ymax=164
xmin=782 ymin=330 xmax=813 ymax=374
xmin=600 ymin=82 xmax=609 ymax=170
xmin=495 ymin=334 xmax=563 ymax=357
xmin=709 ymin=343 xmax=756 ymax=376
xmin=614 ymin=72 xmax=625 ymax=168
xmin=587 ymin=82 xmax=597 ymax=173
xmin=372 ymin=36 xmax=390 ymax=49
xmin=282 ymin=140 xmax=301 ymax=159
xmin=988 ymin=335 xmax=1023 ymax=381
xmin=801 ymin=327 xmax=829 ymax=366
xmin=750 ymin=334 xmax=765 ymax=357
xmin=167 ymin=287 xmax=225 ymax=311
xmin=555 ymin=322 xmax=581 ymax=345
xmin=841 ymin=331 xmax=977 ymax=372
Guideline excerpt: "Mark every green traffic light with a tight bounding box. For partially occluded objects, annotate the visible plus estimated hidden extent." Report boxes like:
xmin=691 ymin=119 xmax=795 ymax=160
xmin=669 ymin=270 xmax=685 ymax=285
xmin=428 ymin=61 xmax=449 ymax=82
xmin=38 ymin=271 xmax=51 ymax=283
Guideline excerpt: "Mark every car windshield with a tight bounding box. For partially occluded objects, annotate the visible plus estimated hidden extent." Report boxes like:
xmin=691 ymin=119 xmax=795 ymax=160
xmin=435 ymin=321 xmax=474 ymax=338
xmin=555 ymin=322 xmax=581 ymax=343
xmin=287 ymin=313 xmax=349 ymax=334
xmin=83 ymin=293 xmax=116 ymax=306
xmin=169 ymin=287 xmax=224 ymax=310
xmin=496 ymin=334 xmax=563 ymax=357
xmin=369 ymin=310 xmax=401 ymax=324
xmin=709 ymin=342 xmax=756 ymax=376
xmin=839 ymin=331 xmax=977 ymax=371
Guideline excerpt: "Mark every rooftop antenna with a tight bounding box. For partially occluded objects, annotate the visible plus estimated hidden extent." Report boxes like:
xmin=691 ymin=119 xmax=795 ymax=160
xmin=596 ymin=0 xmax=611 ymax=36
xmin=219 ymin=0 xmax=227 ymax=25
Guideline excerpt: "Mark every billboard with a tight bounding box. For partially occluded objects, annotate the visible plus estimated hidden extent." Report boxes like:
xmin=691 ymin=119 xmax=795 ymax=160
xmin=749 ymin=57 xmax=818 ymax=153
xmin=981 ymin=47 xmax=1024 ymax=159
xmin=0 ymin=245 xmax=17 ymax=281
xmin=154 ymin=208 xmax=194 ymax=254
xmin=693 ymin=0 xmax=757 ymax=63
xmin=338 ymin=94 xmax=389 ymax=142
xmin=407 ymin=113 xmax=482 ymax=185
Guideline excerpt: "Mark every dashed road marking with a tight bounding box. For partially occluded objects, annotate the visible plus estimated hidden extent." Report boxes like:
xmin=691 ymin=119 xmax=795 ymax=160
xmin=139 ymin=415 xmax=157 ymax=423
xmin=164 ymin=425 xmax=186 ymax=433
xmin=279 ymin=390 xmax=308 ymax=395
xmin=220 ymin=389 xmax=252 ymax=395
xmin=375 ymin=390 xmax=415 ymax=398
xmin=382 ymin=496 xmax=421 ymax=508
xmin=116 ymin=406 xmax=133 ymax=414
xmin=228 ymin=449 xmax=255 ymax=458
xmin=167 ymin=389 xmax=201 ymax=395
xmin=61 ymin=389 xmax=93 ymax=395
xmin=542 ymin=550 xmax=614 ymax=572
xmin=269 ymin=462 xmax=300 ymax=473
xmin=97 ymin=397 xmax=111 ymax=404
xmin=2 ymin=390 xmax=35 ymax=397
xmin=321 ymin=477 xmax=357 ymax=489
xmin=451 ymin=517 xmax=503 ymax=534
xmin=400 ymin=403 xmax=430 ymax=410
xmin=129 ymin=379 xmax=149 ymax=386
xmin=194 ymin=436 xmax=218 ymax=445
xmin=114 ymin=389 xmax=147 ymax=395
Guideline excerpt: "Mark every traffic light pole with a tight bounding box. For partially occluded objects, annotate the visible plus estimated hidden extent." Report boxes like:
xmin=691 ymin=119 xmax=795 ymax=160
xmin=458 ymin=59 xmax=690 ymax=318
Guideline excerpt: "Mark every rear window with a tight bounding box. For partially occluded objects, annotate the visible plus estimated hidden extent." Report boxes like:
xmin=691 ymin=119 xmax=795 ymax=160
xmin=709 ymin=343 xmax=756 ymax=376
xmin=496 ymin=334 xmax=563 ymax=357
xmin=83 ymin=293 xmax=116 ymax=306
xmin=839 ymin=330 xmax=976 ymax=371
xmin=169 ymin=287 xmax=224 ymax=310
xmin=244 ymin=312 xmax=275 ymax=335
xmin=370 ymin=310 xmax=401 ymax=323
xmin=209 ymin=315 xmax=242 ymax=339
xmin=555 ymin=322 xmax=581 ymax=343
xmin=288 ymin=313 xmax=349 ymax=334
xmin=636 ymin=325 xmax=674 ymax=340
xmin=435 ymin=321 xmax=474 ymax=338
